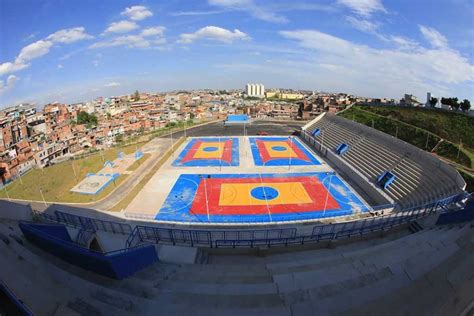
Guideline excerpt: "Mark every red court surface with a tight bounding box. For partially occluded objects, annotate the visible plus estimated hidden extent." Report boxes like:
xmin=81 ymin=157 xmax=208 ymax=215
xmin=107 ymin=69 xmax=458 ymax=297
xmin=189 ymin=176 xmax=339 ymax=215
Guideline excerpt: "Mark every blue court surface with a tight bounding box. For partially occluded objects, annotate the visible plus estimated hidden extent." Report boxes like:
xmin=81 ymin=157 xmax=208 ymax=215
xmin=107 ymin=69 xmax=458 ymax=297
xmin=172 ymin=137 xmax=240 ymax=167
xmin=225 ymin=114 xmax=249 ymax=124
xmin=156 ymin=172 xmax=369 ymax=223
xmin=249 ymin=137 xmax=321 ymax=166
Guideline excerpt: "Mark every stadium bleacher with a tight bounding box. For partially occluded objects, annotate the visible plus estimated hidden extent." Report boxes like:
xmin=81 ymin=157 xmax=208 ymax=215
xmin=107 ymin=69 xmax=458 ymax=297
xmin=303 ymin=113 xmax=466 ymax=210
xmin=1 ymin=214 xmax=473 ymax=315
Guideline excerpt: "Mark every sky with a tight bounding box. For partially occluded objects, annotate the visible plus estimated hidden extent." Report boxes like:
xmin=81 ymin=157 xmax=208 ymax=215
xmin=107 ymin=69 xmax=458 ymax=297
xmin=0 ymin=0 xmax=473 ymax=108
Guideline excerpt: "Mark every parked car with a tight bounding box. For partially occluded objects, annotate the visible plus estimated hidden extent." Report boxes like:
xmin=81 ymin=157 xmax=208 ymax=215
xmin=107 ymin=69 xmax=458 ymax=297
xmin=257 ymin=131 xmax=269 ymax=136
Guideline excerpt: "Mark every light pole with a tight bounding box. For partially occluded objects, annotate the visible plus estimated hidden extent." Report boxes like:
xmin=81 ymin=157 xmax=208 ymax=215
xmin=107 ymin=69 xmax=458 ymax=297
xmin=4 ymin=185 xmax=10 ymax=201
xmin=219 ymin=136 xmax=222 ymax=172
xmin=323 ymin=173 xmax=334 ymax=218
xmin=39 ymin=188 xmax=47 ymax=207
xmin=184 ymin=120 xmax=187 ymax=139
xmin=202 ymin=175 xmax=210 ymax=222
xmin=170 ymin=130 xmax=174 ymax=158
xmin=288 ymin=136 xmax=292 ymax=171
xmin=71 ymin=160 xmax=78 ymax=182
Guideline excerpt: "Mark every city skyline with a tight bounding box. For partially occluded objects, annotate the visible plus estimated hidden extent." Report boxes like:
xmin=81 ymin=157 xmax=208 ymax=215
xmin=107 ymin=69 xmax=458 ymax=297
xmin=1 ymin=0 xmax=473 ymax=108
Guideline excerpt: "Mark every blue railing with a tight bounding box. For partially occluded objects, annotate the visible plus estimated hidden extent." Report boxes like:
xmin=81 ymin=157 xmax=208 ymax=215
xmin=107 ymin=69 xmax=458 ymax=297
xmin=34 ymin=210 xmax=132 ymax=235
xmin=19 ymin=222 xmax=158 ymax=279
xmin=34 ymin=192 xmax=467 ymax=249
xmin=0 ymin=280 xmax=34 ymax=316
xmin=126 ymin=225 xmax=297 ymax=248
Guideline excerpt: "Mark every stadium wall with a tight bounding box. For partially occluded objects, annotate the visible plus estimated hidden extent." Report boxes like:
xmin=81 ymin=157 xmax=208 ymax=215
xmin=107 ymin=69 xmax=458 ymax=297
xmin=0 ymin=200 xmax=32 ymax=221
xmin=19 ymin=222 xmax=158 ymax=279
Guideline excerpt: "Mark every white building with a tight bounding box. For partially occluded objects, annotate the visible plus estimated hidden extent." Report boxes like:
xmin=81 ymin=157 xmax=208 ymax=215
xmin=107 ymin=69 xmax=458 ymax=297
xmin=246 ymin=83 xmax=265 ymax=98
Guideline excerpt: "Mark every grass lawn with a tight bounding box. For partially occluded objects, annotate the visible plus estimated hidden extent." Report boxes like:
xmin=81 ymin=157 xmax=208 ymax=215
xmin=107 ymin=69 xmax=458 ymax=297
xmin=339 ymin=106 xmax=474 ymax=169
xmin=0 ymin=143 xmax=141 ymax=203
xmin=126 ymin=153 xmax=151 ymax=172
xmin=109 ymin=137 xmax=185 ymax=212
xmin=354 ymin=105 xmax=474 ymax=150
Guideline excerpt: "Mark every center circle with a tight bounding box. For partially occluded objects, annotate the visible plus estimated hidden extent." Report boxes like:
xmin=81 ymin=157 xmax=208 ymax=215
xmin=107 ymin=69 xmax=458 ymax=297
xmin=250 ymin=187 xmax=279 ymax=201
xmin=203 ymin=146 xmax=218 ymax=152
xmin=272 ymin=146 xmax=287 ymax=151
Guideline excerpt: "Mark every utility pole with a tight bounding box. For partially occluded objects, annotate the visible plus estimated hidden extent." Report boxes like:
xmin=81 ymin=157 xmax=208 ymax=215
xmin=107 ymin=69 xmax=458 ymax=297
xmin=71 ymin=160 xmax=78 ymax=182
xmin=323 ymin=174 xmax=333 ymax=217
xmin=4 ymin=185 xmax=10 ymax=201
xmin=39 ymin=188 xmax=47 ymax=207
xmin=457 ymin=139 xmax=462 ymax=160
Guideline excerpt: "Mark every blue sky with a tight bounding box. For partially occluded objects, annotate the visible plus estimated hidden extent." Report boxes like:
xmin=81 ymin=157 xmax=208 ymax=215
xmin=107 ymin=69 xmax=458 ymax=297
xmin=0 ymin=0 xmax=473 ymax=108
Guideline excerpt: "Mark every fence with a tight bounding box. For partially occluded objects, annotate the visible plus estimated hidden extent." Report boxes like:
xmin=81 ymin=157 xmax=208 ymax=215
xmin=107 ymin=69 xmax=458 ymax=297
xmin=34 ymin=210 xmax=132 ymax=235
xmin=19 ymin=222 xmax=158 ymax=279
xmin=0 ymin=280 xmax=34 ymax=316
xmin=123 ymin=192 xmax=466 ymax=248
xmin=33 ymin=194 xmax=467 ymax=249
xmin=126 ymin=226 xmax=297 ymax=248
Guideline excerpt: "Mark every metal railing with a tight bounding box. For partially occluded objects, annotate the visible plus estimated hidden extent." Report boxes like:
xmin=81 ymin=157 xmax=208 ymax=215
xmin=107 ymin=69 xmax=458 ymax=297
xmin=126 ymin=226 xmax=297 ymax=248
xmin=34 ymin=210 xmax=132 ymax=235
xmin=33 ymin=193 xmax=467 ymax=249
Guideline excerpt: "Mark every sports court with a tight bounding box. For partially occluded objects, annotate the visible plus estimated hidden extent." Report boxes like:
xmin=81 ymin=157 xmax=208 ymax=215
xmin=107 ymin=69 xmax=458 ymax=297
xmin=125 ymin=136 xmax=369 ymax=223
xmin=172 ymin=137 xmax=240 ymax=167
xmin=250 ymin=137 xmax=321 ymax=166
xmin=156 ymin=172 xmax=368 ymax=223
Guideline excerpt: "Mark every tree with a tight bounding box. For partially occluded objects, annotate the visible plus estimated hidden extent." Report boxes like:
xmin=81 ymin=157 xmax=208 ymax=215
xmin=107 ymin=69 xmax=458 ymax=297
xmin=133 ymin=90 xmax=140 ymax=101
xmin=440 ymin=97 xmax=449 ymax=107
xmin=429 ymin=97 xmax=438 ymax=108
xmin=451 ymin=97 xmax=460 ymax=111
xmin=460 ymin=99 xmax=471 ymax=112
xmin=440 ymin=97 xmax=460 ymax=111
xmin=115 ymin=134 xmax=123 ymax=143
xmin=76 ymin=111 xmax=98 ymax=126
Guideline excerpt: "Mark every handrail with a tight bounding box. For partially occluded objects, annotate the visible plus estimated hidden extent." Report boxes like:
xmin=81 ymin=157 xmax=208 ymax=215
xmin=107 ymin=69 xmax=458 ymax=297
xmin=33 ymin=192 xmax=468 ymax=249
xmin=0 ymin=280 xmax=34 ymax=316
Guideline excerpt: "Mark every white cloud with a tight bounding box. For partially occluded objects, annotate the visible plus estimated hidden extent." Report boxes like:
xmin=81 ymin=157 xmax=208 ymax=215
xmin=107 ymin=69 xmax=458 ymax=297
xmin=0 ymin=27 xmax=91 ymax=77
xmin=47 ymin=27 xmax=93 ymax=44
xmin=57 ymin=64 xmax=63 ymax=69
xmin=91 ymin=25 xmax=166 ymax=49
xmin=178 ymin=26 xmax=249 ymax=44
xmin=419 ymin=25 xmax=448 ymax=49
xmin=209 ymin=0 xmax=252 ymax=6
xmin=91 ymin=34 xmax=155 ymax=49
xmin=104 ymin=82 xmax=120 ymax=87
xmin=208 ymin=0 xmax=287 ymax=23
xmin=389 ymin=36 xmax=420 ymax=50
xmin=337 ymin=0 xmax=386 ymax=17
xmin=141 ymin=26 xmax=166 ymax=37
xmin=171 ymin=10 xmax=225 ymax=17
xmin=16 ymin=40 xmax=53 ymax=63
xmin=103 ymin=20 xmax=139 ymax=34
xmin=345 ymin=16 xmax=379 ymax=33
xmin=121 ymin=5 xmax=153 ymax=21
xmin=0 ymin=75 xmax=19 ymax=95
xmin=0 ymin=61 xmax=29 ymax=76
xmin=279 ymin=29 xmax=473 ymax=96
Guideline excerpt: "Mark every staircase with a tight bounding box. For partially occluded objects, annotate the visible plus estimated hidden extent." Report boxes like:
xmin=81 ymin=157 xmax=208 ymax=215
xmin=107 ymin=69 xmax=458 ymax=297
xmin=1 ymin=218 xmax=474 ymax=315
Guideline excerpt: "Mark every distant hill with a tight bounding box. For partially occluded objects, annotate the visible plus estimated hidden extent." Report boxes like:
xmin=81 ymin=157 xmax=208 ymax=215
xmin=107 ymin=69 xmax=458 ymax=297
xmin=339 ymin=105 xmax=474 ymax=170
xmin=355 ymin=105 xmax=474 ymax=150
xmin=339 ymin=105 xmax=473 ymax=191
